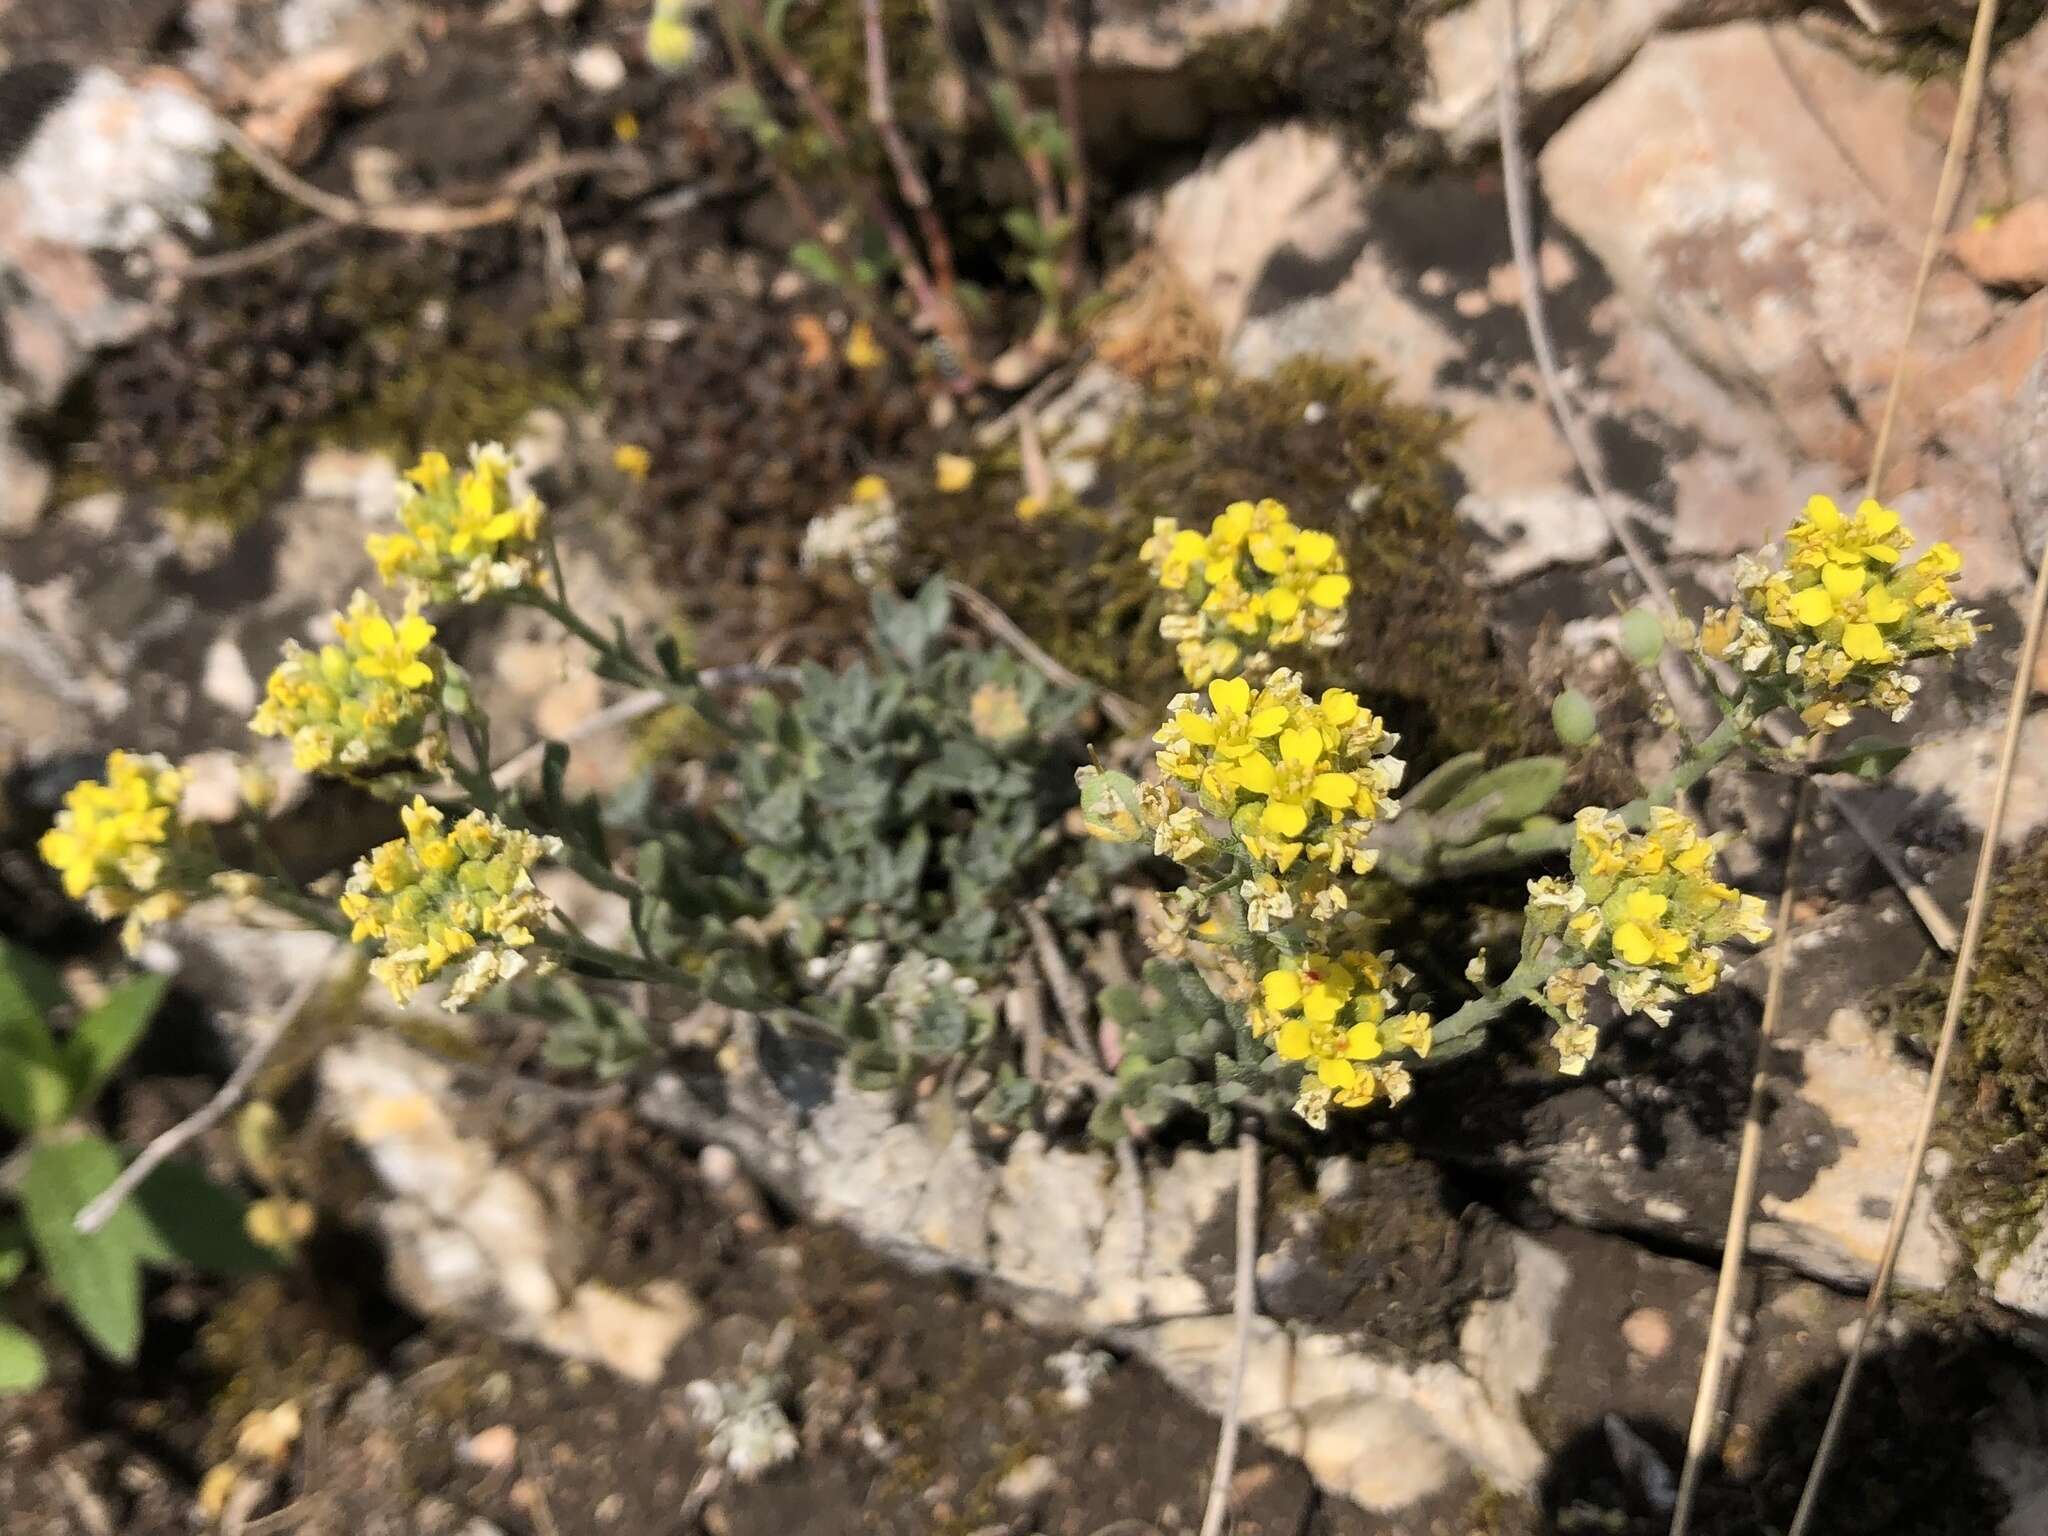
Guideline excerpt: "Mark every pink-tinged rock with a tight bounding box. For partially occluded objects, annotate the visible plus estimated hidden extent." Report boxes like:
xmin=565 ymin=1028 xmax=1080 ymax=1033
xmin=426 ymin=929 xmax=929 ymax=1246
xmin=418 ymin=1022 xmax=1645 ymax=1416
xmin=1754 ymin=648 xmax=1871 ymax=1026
xmin=1949 ymin=199 xmax=2048 ymax=292
xmin=1149 ymin=123 xmax=1366 ymax=339
xmin=1541 ymin=22 xmax=1995 ymax=468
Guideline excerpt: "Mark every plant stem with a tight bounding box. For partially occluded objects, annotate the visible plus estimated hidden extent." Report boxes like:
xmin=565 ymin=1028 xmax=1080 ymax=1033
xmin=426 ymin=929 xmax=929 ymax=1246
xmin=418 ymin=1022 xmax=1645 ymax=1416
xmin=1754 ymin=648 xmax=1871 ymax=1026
xmin=1430 ymin=952 xmax=1549 ymax=1050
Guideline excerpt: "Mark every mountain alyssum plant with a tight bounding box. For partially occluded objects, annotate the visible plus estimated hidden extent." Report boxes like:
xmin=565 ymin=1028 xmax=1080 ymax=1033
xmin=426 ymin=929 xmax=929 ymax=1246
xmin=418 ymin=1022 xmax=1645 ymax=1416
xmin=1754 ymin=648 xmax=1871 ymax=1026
xmin=1077 ymin=494 xmax=1977 ymax=1127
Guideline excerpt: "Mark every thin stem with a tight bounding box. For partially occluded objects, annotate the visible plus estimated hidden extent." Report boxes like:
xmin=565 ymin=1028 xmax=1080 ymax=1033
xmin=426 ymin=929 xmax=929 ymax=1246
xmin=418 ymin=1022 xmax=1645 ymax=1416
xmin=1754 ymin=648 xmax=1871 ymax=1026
xmin=1669 ymin=778 xmax=1812 ymax=1536
xmin=1787 ymin=485 xmax=2048 ymax=1536
xmin=1197 ymin=1130 xmax=1261 ymax=1536
xmin=861 ymin=0 xmax=959 ymax=302
xmin=1431 ymin=951 xmax=1549 ymax=1049
xmin=77 ymin=945 xmax=342 ymax=1234
xmin=1045 ymin=0 xmax=1089 ymax=297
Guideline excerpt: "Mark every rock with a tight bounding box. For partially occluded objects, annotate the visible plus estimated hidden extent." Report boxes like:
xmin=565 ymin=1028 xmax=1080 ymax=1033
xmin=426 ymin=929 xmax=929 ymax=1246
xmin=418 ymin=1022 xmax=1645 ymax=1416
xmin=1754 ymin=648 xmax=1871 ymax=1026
xmin=1540 ymin=22 xmax=2018 ymax=577
xmin=2005 ymin=348 xmax=2048 ymax=569
xmin=9 ymin=67 xmax=217 ymax=251
xmin=1838 ymin=0 xmax=1978 ymax=32
xmin=1621 ymin=1306 xmax=1674 ymax=1360
xmin=1414 ymin=0 xmax=1774 ymax=158
xmin=1950 ymin=199 xmax=2048 ymax=292
xmin=0 ymin=431 xmax=50 ymax=533
xmin=1897 ymin=711 xmax=2048 ymax=848
xmin=1458 ymin=487 xmax=1617 ymax=587
xmin=1758 ymin=1007 xmax=1958 ymax=1293
xmin=200 ymin=637 xmax=258 ymax=716
xmin=1148 ymin=123 xmax=1364 ymax=341
xmin=638 ymin=1024 xmax=1566 ymax=1516
xmin=322 ymin=1031 xmax=699 ymax=1383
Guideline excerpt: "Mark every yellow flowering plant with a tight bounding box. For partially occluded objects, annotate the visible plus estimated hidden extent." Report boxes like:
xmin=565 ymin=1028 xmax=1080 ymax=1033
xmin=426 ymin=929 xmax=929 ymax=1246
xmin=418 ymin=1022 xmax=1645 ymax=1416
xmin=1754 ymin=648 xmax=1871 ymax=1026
xmin=368 ymin=445 xmax=547 ymax=604
xmin=1140 ymin=499 xmax=1352 ymax=687
xmin=1088 ymin=488 xmax=1977 ymax=1127
xmin=36 ymin=751 xmax=212 ymax=952
xmin=249 ymin=590 xmax=448 ymax=777
xmin=1699 ymin=495 xmax=1976 ymax=733
xmin=340 ymin=797 xmax=564 ymax=1010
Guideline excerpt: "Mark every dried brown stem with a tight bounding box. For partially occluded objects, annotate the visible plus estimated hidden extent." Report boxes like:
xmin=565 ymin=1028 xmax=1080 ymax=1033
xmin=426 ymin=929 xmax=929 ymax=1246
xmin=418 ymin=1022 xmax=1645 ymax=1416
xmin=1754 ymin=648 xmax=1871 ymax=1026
xmin=1045 ymin=0 xmax=1089 ymax=294
xmin=861 ymin=0 xmax=960 ymax=301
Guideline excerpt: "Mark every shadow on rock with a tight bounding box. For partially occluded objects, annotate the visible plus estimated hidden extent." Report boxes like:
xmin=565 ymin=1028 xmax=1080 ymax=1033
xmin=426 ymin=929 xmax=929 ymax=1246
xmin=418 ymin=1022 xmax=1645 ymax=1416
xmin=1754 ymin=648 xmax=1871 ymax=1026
xmin=1538 ymin=1323 xmax=2037 ymax=1535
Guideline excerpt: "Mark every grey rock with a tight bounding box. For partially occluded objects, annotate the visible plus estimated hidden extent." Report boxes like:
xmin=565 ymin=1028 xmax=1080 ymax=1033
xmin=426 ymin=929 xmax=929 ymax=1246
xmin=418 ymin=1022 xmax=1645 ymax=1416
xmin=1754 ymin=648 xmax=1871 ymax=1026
xmin=2004 ymin=348 xmax=2048 ymax=570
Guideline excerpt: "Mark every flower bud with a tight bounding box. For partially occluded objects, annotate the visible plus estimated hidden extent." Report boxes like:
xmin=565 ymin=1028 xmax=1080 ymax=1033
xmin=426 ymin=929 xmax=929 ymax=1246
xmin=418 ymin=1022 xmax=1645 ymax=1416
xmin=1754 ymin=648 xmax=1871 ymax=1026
xmin=1075 ymin=766 xmax=1144 ymax=843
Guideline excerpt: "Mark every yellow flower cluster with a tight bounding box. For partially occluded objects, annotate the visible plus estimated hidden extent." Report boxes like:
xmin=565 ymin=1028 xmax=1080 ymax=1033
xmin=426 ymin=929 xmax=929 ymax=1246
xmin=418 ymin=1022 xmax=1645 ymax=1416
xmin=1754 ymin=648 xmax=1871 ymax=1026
xmin=1700 ymin=496 xmax=1975 ymax=731
xmin=1149 ymin=671 xmax=1404 ymax=927
xmin=37 ymin=751 xmax=210 ymax=951
xmin=1252 ymin=950 xmax=1431 ymax=1126
xmin=368 ymin=446 xmax=546 ymax=603
xmin=340 ymin=797 xmax=562 ymax=1010
xmin=250 ymin=591 xmax=445 ymax=775
xmin=1140 ymin=499 xmax=1352 ymax=686
xmin=1525 ymin=807 xmax=1770 ymax=1071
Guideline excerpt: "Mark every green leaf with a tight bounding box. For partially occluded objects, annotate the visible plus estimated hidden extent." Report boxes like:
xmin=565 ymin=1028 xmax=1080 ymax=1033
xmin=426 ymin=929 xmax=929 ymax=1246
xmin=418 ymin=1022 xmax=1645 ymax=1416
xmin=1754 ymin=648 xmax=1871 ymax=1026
xmin=1002 ymin=208 xmax=1044 ymax=250
xmin=1400 ymin=752 xmax=1487 ymax=814
xmin=1441 ymin=757 xmax=1568 ymax=835
xmin=0 ymin=938 xmax=63 ymax=1066
xmin=19 ymin=1136 xmax=144 ymax=1363
xmin=790 ymin=240 xmax=847 ymax=288
xmin=0 ymin=1046 xmax=76 ymax=1133
xmin=0 ymin=1322 xmax=46 ymax=1394
xmin=1551 ymin=689 xmax=1599 ymax=748
xmin=64 ymin=973 xmax=166 ymax=1106
xmin=129 ymin=1160 xmax=279 ymax=1277
xmin=1814 ymin=735 xmax=1912 ymax=784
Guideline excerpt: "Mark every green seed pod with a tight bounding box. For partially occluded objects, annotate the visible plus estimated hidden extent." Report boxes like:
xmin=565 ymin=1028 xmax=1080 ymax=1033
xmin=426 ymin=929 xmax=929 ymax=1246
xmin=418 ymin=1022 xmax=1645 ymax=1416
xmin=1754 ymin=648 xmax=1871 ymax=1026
xmin=1552 ymin=689 xmax=1600 ymax=747
xmin=1619 ymin=607 xmax=1666 ymax=666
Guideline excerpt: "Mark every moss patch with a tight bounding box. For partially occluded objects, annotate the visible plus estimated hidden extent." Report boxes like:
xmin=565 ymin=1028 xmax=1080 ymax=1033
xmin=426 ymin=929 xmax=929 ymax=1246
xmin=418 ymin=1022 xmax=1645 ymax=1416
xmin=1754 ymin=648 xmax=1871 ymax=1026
xmin=1187 ymin=0 xmax=1432 ymax=154
xmin=1878 ymin=828 xmax=2048 ymax=1270
xmin=901 ymin=356 xmax=1552 ymax=772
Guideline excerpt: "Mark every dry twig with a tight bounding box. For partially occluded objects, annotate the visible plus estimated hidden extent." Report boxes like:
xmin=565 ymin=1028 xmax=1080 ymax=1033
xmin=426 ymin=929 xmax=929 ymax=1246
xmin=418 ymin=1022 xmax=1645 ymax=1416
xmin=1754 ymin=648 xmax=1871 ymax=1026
xmin=1197 ymin=1130 xmax=1261 ymax=1536
xmin=861 ymin=0 xmax=959 ymax=301
xmin=75 ymin=947 xmax=340 ymax=1235
xmin=1788 ymin=508 xmax=2048 ymax=1535
xmin=1668 ymin=780 xmax=1812 ymax=1535
xmin=946 ymin=579 xmax=1143 ymax=732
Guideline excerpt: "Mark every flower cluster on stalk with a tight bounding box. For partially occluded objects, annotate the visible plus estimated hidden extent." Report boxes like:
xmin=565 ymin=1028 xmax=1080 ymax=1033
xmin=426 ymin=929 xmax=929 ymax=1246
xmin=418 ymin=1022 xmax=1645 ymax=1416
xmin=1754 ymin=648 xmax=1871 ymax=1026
xmin=37 ymin=751 xmax=211 ymax=951
xmin=1523 ymin=807 xmax=1771 ymax=1073
xmin=1699 ymin=496 xmax=1975 ymax=732
xmin=340 ymin=797 xmax=561 ymax=1010
xmin=368 ymin=445 xmax=547 ymax=603
xmin=1140 ymin=498 xmax=1352 ymax=687
xmin=1252 ymin=949 xmax=1432 ymax=1125
xmin=1150 ymin=671 xmax=1404 ymax=929
xmin=250 ymin=590 xmax=445 ymax=775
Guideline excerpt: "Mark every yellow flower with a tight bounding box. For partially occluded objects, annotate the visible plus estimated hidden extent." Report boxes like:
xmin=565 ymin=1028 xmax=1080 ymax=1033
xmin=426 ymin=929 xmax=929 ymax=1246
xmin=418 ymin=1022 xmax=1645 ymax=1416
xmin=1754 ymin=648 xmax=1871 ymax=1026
xmin=1015 ymin=494 xmax=1047 ymax=523
xmin=341 ymin=798 xmax=561 ymax=1010
xmin=613 ymin=443 xmax=652 ymax=481
xmin=251 ymin=591 xmax=445 ymax=777
xmin=38 ymin=751 xmax=210 ymax=950
xmin=934 ymin=453 xmax=976 ymax=493
xmin=370 ymin=444 xmax=546 ymax=602
xmin=844 ymin=323 xmax=884 ymax=370
xmin=646 ymin=10 xmax=697 ymax=71
xmin=851 ymin=473 xmax=889 ymax=504
xmin=1700 ymin=497 xmax=1976 ymax=733
xmin=613 ymin=111 xmax=641 ymax=143
xmin=1142 ymin=499 xmax=1351 ymax=686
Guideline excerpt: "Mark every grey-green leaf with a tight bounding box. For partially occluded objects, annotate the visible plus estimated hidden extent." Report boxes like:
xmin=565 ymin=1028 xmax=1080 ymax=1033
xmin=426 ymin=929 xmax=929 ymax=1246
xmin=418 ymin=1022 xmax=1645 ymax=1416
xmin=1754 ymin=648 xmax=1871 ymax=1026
xmin=1551 ymin=689 xmax=1599 ymax=748
xmin=130 ymin=1160 xmax=279 ymax=1277
xmin=19 ymin=1136 xmax=143 ymax=1363
xmin=0 ymin=1046 xmax=76 ymax=1134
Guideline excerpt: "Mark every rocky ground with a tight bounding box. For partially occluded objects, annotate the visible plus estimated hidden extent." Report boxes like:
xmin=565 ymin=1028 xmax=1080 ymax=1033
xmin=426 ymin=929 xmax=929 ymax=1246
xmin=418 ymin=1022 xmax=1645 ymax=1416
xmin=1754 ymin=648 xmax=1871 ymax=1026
xmin=5 ymin=0 xmax=2048 ymax=1533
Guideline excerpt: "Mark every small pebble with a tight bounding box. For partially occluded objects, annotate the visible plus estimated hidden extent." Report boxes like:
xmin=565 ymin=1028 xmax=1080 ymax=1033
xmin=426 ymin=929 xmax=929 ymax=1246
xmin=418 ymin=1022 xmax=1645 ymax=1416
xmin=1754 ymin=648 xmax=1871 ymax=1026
xmin=572 ymin=45 xmax=627 ymax=92
xmin=1621 ymin=1307 xmax=1673 ymax=1361
xmin=460 ymin=1424 xmax=519 ymax=1470
xmin=997 ymin=1454 xmax=1058 ymax=1507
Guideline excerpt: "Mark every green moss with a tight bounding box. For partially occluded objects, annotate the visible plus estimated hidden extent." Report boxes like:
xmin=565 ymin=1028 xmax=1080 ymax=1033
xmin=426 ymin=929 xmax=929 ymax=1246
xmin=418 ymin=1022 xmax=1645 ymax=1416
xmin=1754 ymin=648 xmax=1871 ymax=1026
xmin=903 ymin=357 xmax=1550 ymax=773
xmin=1186 ymin=0 xmax=1432 ymax=153
xmin=1878 ymin=828 xmax=2048 ymax=1270
xmin=166 ymin=317 xmax=585 ymax=528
